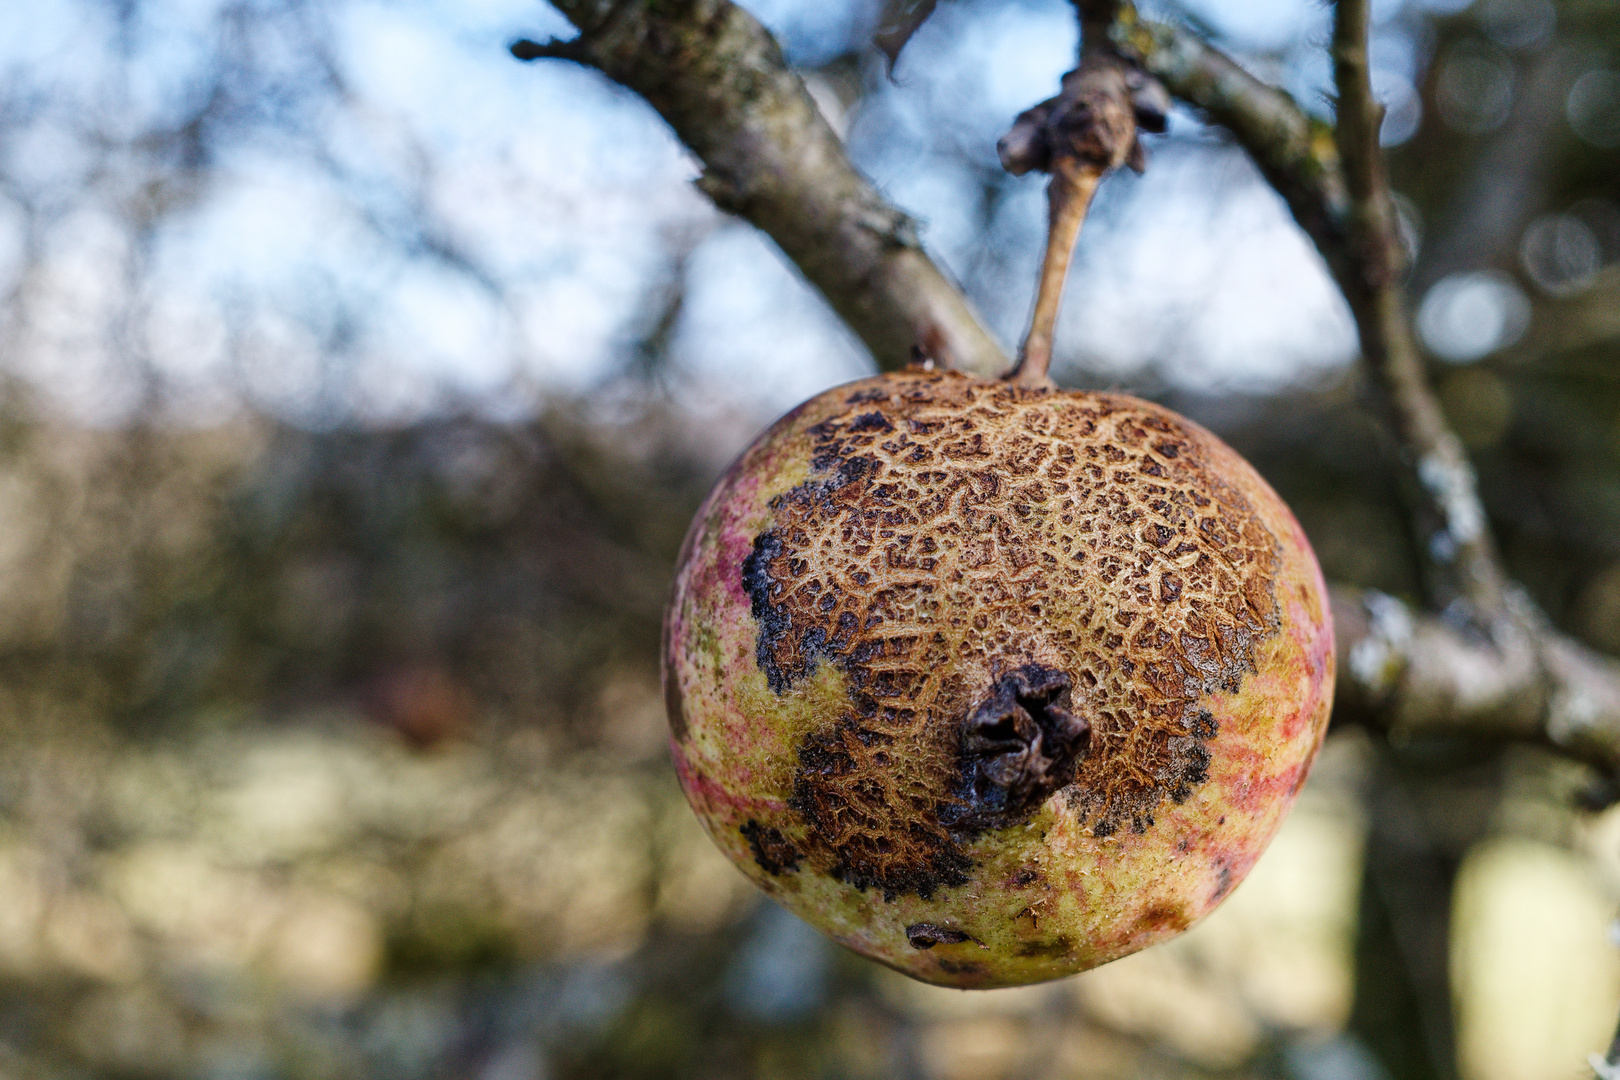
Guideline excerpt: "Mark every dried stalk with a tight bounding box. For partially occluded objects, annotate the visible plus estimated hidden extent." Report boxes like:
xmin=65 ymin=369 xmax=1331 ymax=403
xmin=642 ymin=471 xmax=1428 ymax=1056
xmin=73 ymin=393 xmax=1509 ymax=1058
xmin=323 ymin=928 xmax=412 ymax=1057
xmin=1016 ymin=160 xmax=1100 ymax=389
xmin=1000 ymin=1 xmax=1161 ymax=387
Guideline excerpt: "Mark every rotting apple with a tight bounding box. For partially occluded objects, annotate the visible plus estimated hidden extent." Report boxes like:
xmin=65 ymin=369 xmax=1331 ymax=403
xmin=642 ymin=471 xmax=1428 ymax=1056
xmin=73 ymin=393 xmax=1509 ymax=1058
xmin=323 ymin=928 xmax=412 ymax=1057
xmin=662 ymin=367 xmax=1334 ymax=988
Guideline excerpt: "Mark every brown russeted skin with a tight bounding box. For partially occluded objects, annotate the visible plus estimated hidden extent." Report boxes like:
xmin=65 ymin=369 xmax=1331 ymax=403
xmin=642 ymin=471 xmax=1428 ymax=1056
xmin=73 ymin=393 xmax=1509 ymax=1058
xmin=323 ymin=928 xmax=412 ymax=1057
xmin=663 ymin=369 xmax=1334 ymax=988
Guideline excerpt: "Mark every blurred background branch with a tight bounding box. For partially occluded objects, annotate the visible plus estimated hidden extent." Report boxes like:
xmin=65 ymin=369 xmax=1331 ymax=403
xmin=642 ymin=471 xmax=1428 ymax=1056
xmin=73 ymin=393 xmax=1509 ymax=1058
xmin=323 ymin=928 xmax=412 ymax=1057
xmin=1331 ymin=0 xmax=1508 ymax=623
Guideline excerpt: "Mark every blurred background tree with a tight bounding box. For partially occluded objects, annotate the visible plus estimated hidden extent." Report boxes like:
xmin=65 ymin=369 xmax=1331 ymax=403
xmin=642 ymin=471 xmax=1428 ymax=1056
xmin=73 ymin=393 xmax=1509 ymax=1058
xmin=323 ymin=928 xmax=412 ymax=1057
xmin=0 ymin=0 xmax=1617 ymax=1078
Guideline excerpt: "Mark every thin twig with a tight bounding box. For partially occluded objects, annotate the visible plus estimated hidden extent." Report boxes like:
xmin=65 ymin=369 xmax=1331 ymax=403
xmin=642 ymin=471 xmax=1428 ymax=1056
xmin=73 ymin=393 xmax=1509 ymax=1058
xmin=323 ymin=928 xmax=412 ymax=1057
xmin=1331 ymin=0 xmax=1507 ymax=627
xmin=1016 ymin=159 xmax=1100 ymax=388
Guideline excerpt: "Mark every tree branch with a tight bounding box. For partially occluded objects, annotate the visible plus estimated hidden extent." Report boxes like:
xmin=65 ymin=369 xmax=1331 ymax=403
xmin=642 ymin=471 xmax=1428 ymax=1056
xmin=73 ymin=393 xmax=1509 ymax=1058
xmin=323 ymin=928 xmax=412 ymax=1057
xmin=1107 ymin=9 xmax=1355 ymax=287
xmin=1331 ymin=0 xmax=1508 ymax=626
xmin=1026 ymin=2 xmax=1620 ymax=782
xmin=518 ymin=0 xmax=1620 ymax=785
xmin=1109 ymin=0 xmax=1620 ymax=778
xmin=1332 ymin=584 xmax=1620 ymax=777
xmin=1111 ymin=2 xmax=1507 ymax=626
xmin=517 ymin=0 xmax=1009 ymax=376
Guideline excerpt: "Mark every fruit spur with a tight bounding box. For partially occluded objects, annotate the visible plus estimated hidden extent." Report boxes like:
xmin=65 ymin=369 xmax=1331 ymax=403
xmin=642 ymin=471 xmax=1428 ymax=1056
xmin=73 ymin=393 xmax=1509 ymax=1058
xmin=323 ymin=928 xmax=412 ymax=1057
xmin=661 ymin=368 xmax=1334 ymax=988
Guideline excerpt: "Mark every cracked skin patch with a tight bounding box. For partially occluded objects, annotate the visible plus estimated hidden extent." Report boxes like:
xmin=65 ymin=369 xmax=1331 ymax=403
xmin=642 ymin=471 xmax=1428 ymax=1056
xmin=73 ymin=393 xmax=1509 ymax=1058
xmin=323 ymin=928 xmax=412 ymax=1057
xmin=736 ymin=369 xmax=1282 ymax=899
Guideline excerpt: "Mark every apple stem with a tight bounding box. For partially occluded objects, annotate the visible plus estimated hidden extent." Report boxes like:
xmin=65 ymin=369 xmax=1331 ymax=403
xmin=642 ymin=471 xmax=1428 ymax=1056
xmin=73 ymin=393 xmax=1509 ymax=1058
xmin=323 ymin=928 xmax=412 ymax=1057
xmin=997 ymin=13 xmax=1160 ymax=389
xmin=1011 ymin=160 xmax=1102 ymax=390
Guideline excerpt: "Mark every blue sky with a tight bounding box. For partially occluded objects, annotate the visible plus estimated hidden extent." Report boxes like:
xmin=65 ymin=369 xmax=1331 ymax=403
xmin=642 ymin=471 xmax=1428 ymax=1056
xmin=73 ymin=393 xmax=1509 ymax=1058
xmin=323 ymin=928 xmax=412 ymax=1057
xmin=0 ymin=0 xmax=1494 ymax=426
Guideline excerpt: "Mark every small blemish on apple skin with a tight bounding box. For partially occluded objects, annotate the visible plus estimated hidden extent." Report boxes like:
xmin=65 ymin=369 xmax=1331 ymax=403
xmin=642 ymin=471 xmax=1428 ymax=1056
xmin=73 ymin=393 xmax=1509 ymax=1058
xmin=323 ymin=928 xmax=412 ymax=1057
xmin=1135 ymin=903 xmax=1192 ymax=935
xmin=1211 ymin=861 xmax=1234 ymax=903
xmin=935 ymin=958 xmax=988 ymax=979
xmin=1015 ymin=935 xmax=1074 ymax=959
xmin=741 ymin=820 xmax=802 ymax=875
xmin=905 ymin=923 xmax=974 ymax=949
